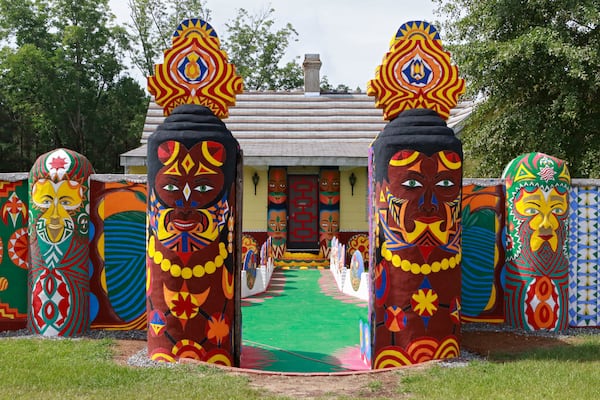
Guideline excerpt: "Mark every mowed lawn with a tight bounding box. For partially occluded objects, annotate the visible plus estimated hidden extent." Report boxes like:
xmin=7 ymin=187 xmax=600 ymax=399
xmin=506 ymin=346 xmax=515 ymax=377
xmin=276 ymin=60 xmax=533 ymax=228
xmin=0 ymin=334 xmax=599 ymax=399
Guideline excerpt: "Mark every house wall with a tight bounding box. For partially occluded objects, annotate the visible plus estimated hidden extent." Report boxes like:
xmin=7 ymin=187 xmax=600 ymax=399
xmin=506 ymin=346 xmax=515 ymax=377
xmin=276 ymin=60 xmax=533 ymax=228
xmin=340 ymin=168 xmax=368 ymax=232
xmin=242 ymin=167 xmax=267 ymax=231
xmin=1 ymin=172 xmax=599 ymax=331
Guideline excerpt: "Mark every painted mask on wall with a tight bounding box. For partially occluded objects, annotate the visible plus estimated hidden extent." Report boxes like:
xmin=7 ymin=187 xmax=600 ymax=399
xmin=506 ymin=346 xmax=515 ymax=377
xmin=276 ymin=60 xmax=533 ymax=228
xmin=319 ymin=169 xmax=340 ymax=205
xmin=268 ymin=168 xmax=287 ymax=205
xmin=152 ymin=140 xmax=229 ymax=252
xmin=381 ymin=149 xmax=462 ymax=269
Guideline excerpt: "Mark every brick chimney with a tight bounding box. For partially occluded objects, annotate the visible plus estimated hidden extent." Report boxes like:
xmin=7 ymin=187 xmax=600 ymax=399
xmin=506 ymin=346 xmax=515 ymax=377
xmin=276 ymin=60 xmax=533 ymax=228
xmin=303 ymin=53 xmax=322 ymax=95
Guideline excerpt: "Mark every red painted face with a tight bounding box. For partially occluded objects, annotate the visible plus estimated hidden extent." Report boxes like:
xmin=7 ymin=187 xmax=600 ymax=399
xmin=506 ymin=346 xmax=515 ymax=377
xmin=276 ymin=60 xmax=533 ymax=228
xmin=155 ymin=141 xmax=225 ymax=234
xmin=268 ymin=168 xmax=287 ymax=204
xmin=267 ymin=209 xmax=287 ymax=240
xmin=385 ymin=150 xmax=461 ymax=249
xmin=319 ymin=170 xmax=340 ymax=205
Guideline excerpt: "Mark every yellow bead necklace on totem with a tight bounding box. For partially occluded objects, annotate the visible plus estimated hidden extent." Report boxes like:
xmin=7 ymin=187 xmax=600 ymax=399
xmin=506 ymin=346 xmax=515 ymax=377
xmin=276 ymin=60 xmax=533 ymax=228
xmin=147 ymin=235 xmax=229 ymax=279
xmin=381 ymin=240 xmax=461 ymax=275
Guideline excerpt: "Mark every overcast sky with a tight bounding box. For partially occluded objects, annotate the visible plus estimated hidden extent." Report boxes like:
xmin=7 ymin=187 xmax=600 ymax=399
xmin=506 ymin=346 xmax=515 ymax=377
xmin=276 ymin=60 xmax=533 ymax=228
xmin=109 ymin=0 xmax=437 ymax=90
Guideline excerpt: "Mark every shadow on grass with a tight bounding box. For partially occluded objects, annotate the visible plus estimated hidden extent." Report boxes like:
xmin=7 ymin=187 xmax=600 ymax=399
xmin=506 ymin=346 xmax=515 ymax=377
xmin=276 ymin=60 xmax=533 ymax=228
xmin=463 ymin=331 xmax=600 ymax=363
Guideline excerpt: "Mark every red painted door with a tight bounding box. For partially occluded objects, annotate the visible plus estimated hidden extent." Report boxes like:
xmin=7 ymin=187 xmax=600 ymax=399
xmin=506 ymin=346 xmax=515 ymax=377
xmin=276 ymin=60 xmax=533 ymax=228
xmin=287 ymin=175 xmax=319 ymax=250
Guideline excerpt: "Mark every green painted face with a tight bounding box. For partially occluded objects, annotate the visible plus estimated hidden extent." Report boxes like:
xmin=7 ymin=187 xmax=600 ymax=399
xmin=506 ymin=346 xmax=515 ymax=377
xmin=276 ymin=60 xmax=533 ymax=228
xmin=502 ymin=152 xmax=571 ymax=259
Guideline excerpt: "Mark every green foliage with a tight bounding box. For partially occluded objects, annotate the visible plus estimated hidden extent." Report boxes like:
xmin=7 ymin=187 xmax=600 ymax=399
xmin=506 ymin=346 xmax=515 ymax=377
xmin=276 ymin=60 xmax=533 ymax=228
xmin=0 ymin=0 xmax=148 ymax=173
xmin=223 ymin=7 xmax=303 ymax=91
xmin=434 ymin=0 xmax=600 ymax=177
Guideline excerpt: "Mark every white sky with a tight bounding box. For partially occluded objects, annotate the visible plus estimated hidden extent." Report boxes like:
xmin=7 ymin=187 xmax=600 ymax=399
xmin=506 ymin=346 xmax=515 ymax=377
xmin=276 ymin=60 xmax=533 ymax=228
xmin=109 ymin=0 xmax=437 ymax=90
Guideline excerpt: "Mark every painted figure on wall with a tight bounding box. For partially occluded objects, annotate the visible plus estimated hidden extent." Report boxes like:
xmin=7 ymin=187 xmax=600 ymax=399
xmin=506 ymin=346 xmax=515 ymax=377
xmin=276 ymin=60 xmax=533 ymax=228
xmin=460 ymin=183 xmax=505 ymax=323
xmin=368 ymin=21 xmax=465 ymax=368
xmin=146 ymin=18 xmax=243 ymax=365
xmin=319 ymin=207 xmax=339 ymax=259
xmin=267 ymin=167 xmax=287 ymax=258
xmin=89 ymin=179 xmax=147 ymax=330
xmin=502 ymin=152 xmax=570 ymax=331
xmin=267 ymin=206 xmax=287 ymax=259
xmin=28 ymin=148 xmax=94 ymax=336
xmin=0 ymin=178 xmax=29 ymax=330
xmin=319 ymin=168 xmax=340 ymax=258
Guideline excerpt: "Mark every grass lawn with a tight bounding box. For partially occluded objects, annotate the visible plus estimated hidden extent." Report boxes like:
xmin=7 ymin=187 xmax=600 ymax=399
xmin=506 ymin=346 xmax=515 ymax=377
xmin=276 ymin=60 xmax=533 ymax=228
xmin=0 ymin=334 xmax=599 ymax=399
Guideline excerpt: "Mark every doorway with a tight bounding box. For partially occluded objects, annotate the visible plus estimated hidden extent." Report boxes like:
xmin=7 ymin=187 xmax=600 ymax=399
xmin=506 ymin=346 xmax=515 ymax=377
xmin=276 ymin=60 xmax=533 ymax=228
xmin=287 ymin=175 xmax=319 ymax=251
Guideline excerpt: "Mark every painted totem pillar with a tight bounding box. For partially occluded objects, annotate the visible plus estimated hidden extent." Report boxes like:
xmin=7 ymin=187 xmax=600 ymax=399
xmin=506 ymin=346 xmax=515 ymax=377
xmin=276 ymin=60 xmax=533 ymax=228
xmin=319 ymin=168 xmax=340 ymax=258
xmin=502 ymin=152 xmax=571 ymax=331
xmin=367 ymin=21 xmax=465 ymax=368
xmin=146 ymin=19 xmax=243 ymax=365
xmin=28 ymin=148 xmax=94 ymax=336
xmin=267 ymin=167 xmax=287 ymax=259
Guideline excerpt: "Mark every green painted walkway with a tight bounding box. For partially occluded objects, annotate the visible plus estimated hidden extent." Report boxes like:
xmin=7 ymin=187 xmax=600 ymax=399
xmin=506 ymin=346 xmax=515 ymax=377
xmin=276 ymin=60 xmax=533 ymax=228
xmin=241 ymin=269 xmax=368 ymax=372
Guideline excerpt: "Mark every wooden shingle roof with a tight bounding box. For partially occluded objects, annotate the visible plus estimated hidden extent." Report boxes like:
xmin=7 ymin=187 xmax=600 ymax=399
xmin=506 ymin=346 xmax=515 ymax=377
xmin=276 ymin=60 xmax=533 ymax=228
xmin=120 ymin=91 xmax=475 ymax=169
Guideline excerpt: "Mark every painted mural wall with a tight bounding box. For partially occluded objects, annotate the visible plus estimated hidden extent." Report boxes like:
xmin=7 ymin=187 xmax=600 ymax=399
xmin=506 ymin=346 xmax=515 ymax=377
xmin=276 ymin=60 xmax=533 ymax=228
xmin=1 ymin=173 xmax=600 ymax=334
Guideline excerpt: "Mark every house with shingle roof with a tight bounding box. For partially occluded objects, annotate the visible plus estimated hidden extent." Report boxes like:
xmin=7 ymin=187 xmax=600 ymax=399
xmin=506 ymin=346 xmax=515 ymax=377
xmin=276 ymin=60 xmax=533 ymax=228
xmin=120 ymin=54 xmax=474 ymax=262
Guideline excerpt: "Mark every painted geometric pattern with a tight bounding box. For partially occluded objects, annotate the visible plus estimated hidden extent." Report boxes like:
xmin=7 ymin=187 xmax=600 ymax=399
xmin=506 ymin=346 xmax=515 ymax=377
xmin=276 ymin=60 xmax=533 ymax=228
xmin=89 ymin=181 xmax=147 ymax=330
xmin=0 ymin=179 xmax=28 ymax=325
xmin=568 ymin=185 xmax=600 ymax=327
xmin=460 ymin=184 xmax=505 ymax=323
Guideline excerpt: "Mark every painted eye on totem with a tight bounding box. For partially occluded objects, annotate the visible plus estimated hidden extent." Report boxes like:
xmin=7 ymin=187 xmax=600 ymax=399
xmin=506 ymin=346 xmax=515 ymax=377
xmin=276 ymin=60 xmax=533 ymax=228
xmin=553 ymin=207 xmax=564 ymax=214
xmin=402 ymin=179 xmax=422 ymax=188
xmin=525 ymin=208 xmax=539 ymax=215
xmin=162 ymin=184 xmax=179 ymax=192
xmin=436 ymin=179 xmax=454 ymax=187
xmin=195 ymin=184 xmax=214 ymax=193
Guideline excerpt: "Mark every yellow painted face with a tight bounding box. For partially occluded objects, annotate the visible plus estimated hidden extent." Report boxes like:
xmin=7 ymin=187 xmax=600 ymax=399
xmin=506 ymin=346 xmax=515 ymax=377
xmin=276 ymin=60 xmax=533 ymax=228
xmin=32 ymin=179 xmax=83 ymax=243
xmin=514 ymin=187 xmax=567 ymax=252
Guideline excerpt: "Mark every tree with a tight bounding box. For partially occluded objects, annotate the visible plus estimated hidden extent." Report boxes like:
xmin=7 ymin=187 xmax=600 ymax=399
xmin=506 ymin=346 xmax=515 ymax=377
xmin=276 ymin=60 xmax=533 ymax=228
xmin=127 ymin=0 xmax=212 ymax=76
xmin=434 ymin=0 xmax=600 ymax=177
xmin=223 ymin=7 xmax=303 ymax=91
xmin=0 ymin=0 xmax=147 ymax=172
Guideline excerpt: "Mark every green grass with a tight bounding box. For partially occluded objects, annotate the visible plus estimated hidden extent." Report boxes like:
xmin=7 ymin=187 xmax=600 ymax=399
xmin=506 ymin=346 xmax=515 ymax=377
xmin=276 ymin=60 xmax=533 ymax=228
xmin=0 ymin=334 xmax=598 ymax=400
xmin=0 ymin=338 xmax=267 ymax=400
xmin=397 ymin=335 xmax=600 ymax=400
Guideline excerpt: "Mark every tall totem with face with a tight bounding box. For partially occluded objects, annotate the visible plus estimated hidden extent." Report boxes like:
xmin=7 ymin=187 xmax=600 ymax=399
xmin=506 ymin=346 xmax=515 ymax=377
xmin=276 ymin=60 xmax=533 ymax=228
xmin=367 ymin=21 xmax=465 ymax=368
xmin=502 ymin=153 xmax=570 ymax=331
xmin=28 ymin=148 xmax=94 ymax=336
xmin=146 ymin=19 xmax=243 ymax=365
xmin=319 ymin=168 xmax=340 ymax=258
xmin=267 ymin=167 xmax=287 ymax=259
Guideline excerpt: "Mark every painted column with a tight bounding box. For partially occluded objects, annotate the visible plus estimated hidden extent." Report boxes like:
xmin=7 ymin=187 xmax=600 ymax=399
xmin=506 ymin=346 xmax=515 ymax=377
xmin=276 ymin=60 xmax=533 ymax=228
xmin=28 ymin=148 xmax=94 ymax=336
xmin=502 ymin=152 xmax=571 ymax=331
xmin=319 ymin=168 xmax=340 ymax=259
xmin=267 ymin=167 xmax=287 ymax=259
xmin=145 ymin=19 xmax=243 ymax=365
xmin=367 ymin=21 xmax=465 ymax=368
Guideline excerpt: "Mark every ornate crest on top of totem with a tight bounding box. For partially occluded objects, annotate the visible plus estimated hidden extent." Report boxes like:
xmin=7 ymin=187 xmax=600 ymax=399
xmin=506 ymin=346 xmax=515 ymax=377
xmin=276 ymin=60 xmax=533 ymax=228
xmin=367 ymin=21 xmax=465 ymax=120
xmin=148 ymin=18 xmax=243 ymax=118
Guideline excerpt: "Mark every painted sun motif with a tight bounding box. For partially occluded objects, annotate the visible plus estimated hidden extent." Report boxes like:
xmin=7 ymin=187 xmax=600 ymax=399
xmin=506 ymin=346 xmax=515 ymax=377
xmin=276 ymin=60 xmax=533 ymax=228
xmin=411 ymin=288 xmax=439 ymax=317
xmin=368 ymin=20 xmax=464 ymax=120
xmin=148 ymin=18 xmax=243 ymax=118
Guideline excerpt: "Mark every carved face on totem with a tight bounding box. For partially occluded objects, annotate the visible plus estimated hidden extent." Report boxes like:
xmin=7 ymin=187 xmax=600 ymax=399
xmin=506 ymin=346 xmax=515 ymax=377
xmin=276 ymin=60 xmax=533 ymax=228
xmin=153 ymin=140 xmax=228 ymax=250
xmin=514 ymin=187 xmax=568 ymax=252
xmin=30 ymin=148 xmax=89 ymax=245
xmin=268 ymin=168 xmax=287 ymax=205
xmin=381 ymin=149 xmax=461 ymax=266
xmin=504 ymin=152 xmax=571 ymax=259
xmin=32 ymin=179 xmax=83 ymax=243
xmin=319 ymin=210 xmax=340 ymax=238
xmin=267 ymin=208 xmax=287 ymax=240
xmin=319 ymin=170 xmax=340 ymax=205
